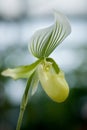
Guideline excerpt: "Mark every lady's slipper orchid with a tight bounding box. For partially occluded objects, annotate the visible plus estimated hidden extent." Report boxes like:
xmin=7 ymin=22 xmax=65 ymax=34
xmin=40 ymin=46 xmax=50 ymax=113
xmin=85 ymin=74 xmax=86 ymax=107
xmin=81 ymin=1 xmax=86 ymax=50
xmin=1 ymin=10 xmax=71 ymax=130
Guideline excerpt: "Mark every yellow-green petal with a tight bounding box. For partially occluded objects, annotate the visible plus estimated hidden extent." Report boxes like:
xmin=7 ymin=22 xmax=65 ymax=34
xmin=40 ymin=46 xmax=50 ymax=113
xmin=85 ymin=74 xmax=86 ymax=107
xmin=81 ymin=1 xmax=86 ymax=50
xmin=29 ymin=70 xmax=39 ymax=96
xmin=38 ymin=64 xmax=69 ymax=103
xmin=1 ymin=59 xmax=42 ymax=80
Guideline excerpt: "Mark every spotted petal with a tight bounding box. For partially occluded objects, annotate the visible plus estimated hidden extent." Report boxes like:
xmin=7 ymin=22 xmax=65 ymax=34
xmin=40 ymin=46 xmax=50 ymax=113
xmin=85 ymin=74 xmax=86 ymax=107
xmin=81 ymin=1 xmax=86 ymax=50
xmin=29 ymin=10 xmax=71 ymax=58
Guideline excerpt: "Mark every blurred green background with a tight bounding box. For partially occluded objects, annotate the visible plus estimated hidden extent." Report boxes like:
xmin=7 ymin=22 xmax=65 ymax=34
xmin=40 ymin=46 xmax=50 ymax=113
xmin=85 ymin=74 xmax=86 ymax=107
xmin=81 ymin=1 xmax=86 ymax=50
xmin=0 ymin=0 xmax=87 ymax=130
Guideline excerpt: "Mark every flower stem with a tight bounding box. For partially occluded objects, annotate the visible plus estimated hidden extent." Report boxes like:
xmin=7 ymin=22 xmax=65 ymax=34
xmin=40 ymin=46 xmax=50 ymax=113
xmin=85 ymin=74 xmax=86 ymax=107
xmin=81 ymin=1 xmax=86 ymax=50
xmin=16 ymin=108 xmax=24 ymax=130
xmin=16 ymin=74 xmax=34 ymax=130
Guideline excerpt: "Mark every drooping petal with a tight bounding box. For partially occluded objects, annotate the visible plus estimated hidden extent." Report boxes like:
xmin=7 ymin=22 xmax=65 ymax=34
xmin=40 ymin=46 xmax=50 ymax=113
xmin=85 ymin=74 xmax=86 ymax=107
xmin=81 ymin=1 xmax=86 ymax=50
xmin=38 ymin=63 xmax=69 ymax=103
xmin=29 ymin=70 xmax=39 ymax=96
xmin=1 ymin=59 xmax=42 ymax=80
xmin=29 ymin=10 xmax=71 ymax=58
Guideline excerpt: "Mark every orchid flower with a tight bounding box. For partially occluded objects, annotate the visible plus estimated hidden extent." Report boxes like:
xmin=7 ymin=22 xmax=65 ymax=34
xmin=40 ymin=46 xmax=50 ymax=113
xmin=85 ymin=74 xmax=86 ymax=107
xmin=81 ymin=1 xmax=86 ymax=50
xmin=1 ymin=10 xmax=71 ymax=130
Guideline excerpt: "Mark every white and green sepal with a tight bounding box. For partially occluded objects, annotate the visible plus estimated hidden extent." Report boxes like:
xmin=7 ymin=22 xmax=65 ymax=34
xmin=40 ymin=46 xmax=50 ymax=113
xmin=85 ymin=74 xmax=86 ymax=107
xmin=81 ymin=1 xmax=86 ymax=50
xmin=29 ymin=10 xmax=71 ymax=58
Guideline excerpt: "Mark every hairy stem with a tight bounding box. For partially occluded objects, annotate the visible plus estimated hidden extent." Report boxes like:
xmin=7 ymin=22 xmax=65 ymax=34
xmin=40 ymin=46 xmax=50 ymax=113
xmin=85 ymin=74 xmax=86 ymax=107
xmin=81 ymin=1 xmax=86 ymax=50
xmin=16 ymin=73 xmax=34 ymax=130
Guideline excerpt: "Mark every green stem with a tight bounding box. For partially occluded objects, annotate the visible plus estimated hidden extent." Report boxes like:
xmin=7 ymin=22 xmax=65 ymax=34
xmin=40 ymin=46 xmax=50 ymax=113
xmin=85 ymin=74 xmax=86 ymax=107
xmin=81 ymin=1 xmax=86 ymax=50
xmin=16 ymin=73 xmax=34 ymax=130
xmin=16 ymin=108 xmax=24 ymax=130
